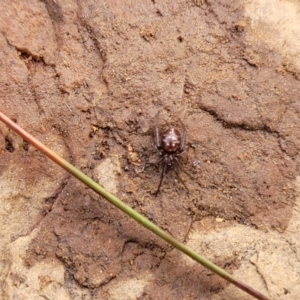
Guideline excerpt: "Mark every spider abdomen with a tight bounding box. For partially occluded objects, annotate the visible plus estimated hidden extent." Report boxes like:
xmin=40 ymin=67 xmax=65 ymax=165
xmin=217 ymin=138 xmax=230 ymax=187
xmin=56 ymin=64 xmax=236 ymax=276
xmin=161 ymin=128 xmax=181 ymax=153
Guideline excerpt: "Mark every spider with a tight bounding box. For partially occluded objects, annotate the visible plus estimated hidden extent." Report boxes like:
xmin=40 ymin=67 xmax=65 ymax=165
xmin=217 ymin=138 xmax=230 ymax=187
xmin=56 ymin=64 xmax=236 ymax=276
xmin=154 ymin=112 xmax=189 ymax=195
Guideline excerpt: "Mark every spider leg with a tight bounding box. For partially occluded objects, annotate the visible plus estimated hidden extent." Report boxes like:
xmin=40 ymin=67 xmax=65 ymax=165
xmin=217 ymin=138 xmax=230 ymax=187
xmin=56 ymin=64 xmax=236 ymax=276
xmin=175 ymin=158 xmax=194 ymax=180
xmin=174 ymin=166 xmax=189 ymax=192
xmin=155 ymin=162 xmax=167 ymax=195
xmin=154 ymin=156 xmax=164 ymax=164
xmin=179 ymin=118 xmax=186 ymax=152
xmin=155 ymin=112 xmax=161 ymax=149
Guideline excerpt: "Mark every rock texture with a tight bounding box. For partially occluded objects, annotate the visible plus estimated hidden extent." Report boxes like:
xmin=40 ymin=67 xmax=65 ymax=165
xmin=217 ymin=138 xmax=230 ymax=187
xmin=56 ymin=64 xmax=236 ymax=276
xmin=1 ymin=0 xmax=300 ymax=299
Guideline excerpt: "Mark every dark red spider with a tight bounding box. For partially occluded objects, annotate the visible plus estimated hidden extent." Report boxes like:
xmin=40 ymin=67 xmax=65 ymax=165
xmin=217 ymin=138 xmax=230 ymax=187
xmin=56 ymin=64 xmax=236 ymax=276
xmin=154 ymin=112 xmax=189 ymax=195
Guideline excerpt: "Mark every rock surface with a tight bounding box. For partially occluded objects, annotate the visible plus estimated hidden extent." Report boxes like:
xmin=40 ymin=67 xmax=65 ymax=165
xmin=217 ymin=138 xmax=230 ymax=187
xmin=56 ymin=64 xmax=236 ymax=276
xmin=1 ymin=0 xmax=300 ymax=299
